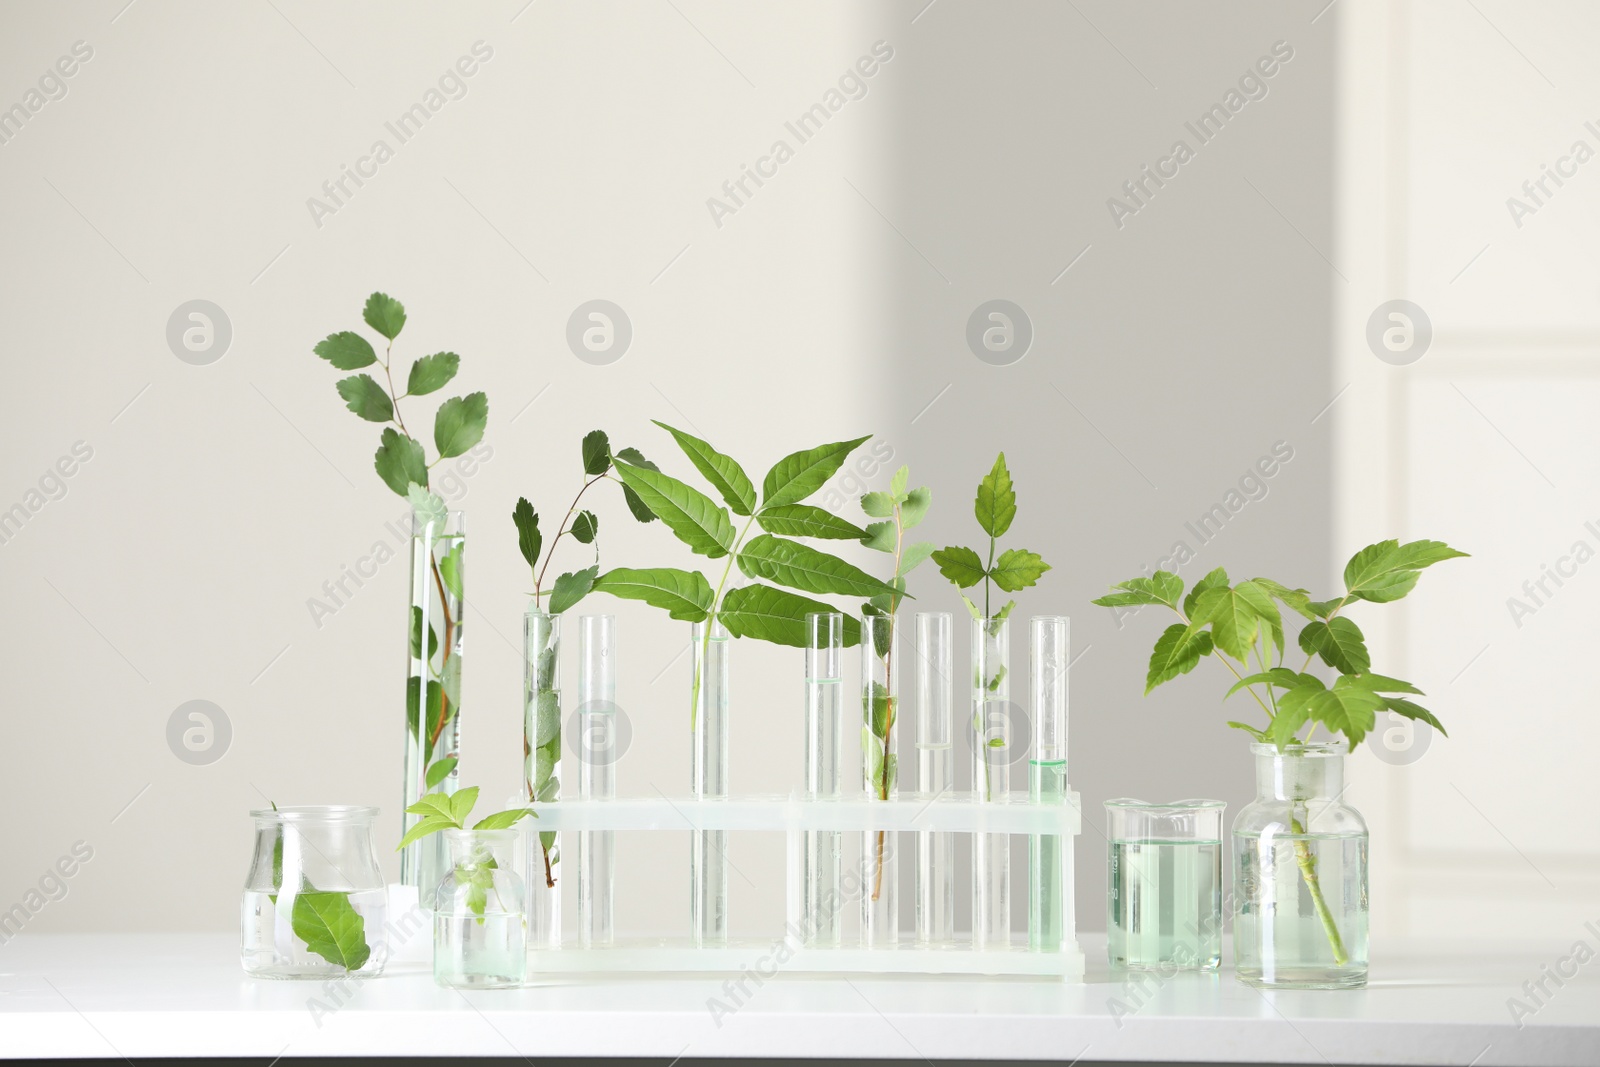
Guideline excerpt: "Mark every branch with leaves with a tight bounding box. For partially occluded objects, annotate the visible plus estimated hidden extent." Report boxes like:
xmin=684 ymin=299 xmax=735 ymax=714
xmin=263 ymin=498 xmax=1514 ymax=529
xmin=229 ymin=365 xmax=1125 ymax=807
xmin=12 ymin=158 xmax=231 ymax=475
xmin=1092 ymin=537 xmax=1468 ymax=963
xmin=931 ymin=452 xmax=1052 ymax=623
xmin=397 ymin=787 xmax=534 ymax=923
xmin=593 ymin=422 xmax=894 ymax=726
xmin=509 ymin=428 xmax=657 ymax=888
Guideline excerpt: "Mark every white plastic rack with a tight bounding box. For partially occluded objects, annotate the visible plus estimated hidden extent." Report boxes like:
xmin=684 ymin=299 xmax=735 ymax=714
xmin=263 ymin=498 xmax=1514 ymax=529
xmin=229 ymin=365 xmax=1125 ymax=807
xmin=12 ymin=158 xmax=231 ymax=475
xmin=515 ymin=790 xmax=1084 ymax=980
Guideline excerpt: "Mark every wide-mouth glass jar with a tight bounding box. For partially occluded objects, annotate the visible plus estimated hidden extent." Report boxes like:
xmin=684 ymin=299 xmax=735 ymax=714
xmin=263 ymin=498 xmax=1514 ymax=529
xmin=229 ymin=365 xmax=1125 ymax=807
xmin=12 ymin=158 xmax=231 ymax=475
xmin=241 ymin=805 xmax=388 ymax=979
xmin=433 ymin=828 xmax=527 ymax=989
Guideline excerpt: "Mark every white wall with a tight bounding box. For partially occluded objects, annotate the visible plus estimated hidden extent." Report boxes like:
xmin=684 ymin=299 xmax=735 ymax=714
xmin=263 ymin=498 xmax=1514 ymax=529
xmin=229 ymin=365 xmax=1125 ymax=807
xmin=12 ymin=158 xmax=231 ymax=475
xmin=0 ymin=0 xmax=1339 ymax=939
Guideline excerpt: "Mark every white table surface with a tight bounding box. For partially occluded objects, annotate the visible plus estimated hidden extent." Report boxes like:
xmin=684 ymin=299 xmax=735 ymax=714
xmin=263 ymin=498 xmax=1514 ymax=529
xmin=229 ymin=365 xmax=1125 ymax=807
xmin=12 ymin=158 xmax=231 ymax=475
xmin=1 ymin=933 xmax=1596 ymax=1064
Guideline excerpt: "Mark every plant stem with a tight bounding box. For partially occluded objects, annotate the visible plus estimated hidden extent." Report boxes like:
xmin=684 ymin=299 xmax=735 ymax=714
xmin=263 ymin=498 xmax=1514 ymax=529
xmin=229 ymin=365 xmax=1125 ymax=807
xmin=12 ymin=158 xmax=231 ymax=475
xmin=692 ymin=512 xmax=758 ymax=732
xmin=533 ymin=472 xmax=608 ymax=600
xmin=428 ymin=555 xmax=454 ymax=752
xmin=1289 ymin=812 xmax=1348 ymax=965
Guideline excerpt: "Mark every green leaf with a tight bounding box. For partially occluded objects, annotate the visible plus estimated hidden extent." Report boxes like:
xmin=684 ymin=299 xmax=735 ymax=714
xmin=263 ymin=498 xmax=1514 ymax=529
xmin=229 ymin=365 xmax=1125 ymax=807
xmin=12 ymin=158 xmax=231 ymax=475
xmin=1306 ymin=599 xmax=1342 ymax=618
xmin=406 ymin=792 xmax=460 ymax=822
xmin=1307 ymin=677 xmax=1387 ymax=746
xmin=1347 ymin=673 xmax=1424 ymax=695
xmin=975 ymin=453 xmax=1016 ymax=538
xmin=532 ymin=689 xmax=560 ymax=747
xmin=1183 ymin=567 xmax=1229 ymax=619
xmin=1226 ymin=668 xmax=1314 ymax=698
xmin=932 ymin=545 xmax=986 ymax=588
xmin=449 ymin=786 xmax=480 ymax=826
xmin=434 ymin=392 xmax=489 ymax=459
xmin=473 ymin=807 xmax=536 ymax=831
xmin=571 ymin=510 xmax=599 ymax=545
xmin=512 ymin=498 xmax=541 ymax=569
xmin=1344 ymin=539 xmax=1469 ymax=603
xmin=1104 ymin=571 xmax=1184 ymax=609
xmin=1146 ymin=623 xmax=1214 ymax=693
xmin=375 ymin=428 xmax=427 ymax=497
xmin=337 ymin=373 xmax=394 ymax=422
xmin=990 ymin=548 xmax=1051 ymax=593
xmin=582 ymin=430 xmax=611 ymax=476
xmin=900 ymin=541 xmax=936 ymax=575
xmin=1380 ymin=696 xmax=1447 ymax=736
xmin=901 ymin=487 xmax=931 ymax=529
xmin=654 ymin=420 xmax=756 ymax=516
xmin=1092 ymin=590 xmax=1164 ymax=608
xmin=864 ymin=680 xmax=894 ymax=739
xmin=614 ymin=460 xmax=734 ymax=557
xmin=439 ymin=542 xmax=464 ymax=600
xmin=291 ymin=891 xmax=371 ymax=971
xmin=406 ymin=352 xmax=459 ymax=396
xmin=396 ymin=814 xmax=455 ymax=851
xmin=757 ymin=505 xmax=867 ymax=541
xmin=314 ymin=331 xmax=377 ymax=370
xmin=425 ymin=757 xmax=457 ymax=789
xmin=440 ymin=656 xmax=461 ymax=712
xmin=1298 ymin=617 xmax=1371 ymax=674
xmin=1253 ymin=577 xmax=1316 ymax=620
xmin=719 ymin=583 xmax=863 ymax=648
xmin=614 ymin=448 xmax=659 ymax=522
xmin=408 ymin=484 xmax=449 ymax=534
xmin=861 ymin=492 xmax=896 ymax=519
xmin=889 ymin=466 xmax=909 ymax=499
xmin=548 ymin=565 xmax=598 ymax=615
xmin=1227 ymin=720 xmax=1268 ymax=742
xmin=1191 ymin=580 xmax=1278 ymax=662
xmin=363 ymin=292 xmax=406 ymax=339
xmin=737 ymin=535 xmax=901 ymax=598
xmin=861 ymin=521 xmax=896 ymax=553
xmin=592 ymin=567 xmax=713 ymax=621
xmin=761 ymin=435 xmax=871 ymax=509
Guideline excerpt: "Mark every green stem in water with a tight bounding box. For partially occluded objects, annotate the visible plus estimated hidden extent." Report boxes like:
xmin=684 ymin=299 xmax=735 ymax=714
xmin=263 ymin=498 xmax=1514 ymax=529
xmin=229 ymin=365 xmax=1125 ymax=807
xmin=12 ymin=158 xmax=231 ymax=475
xmin=1288 ymin=811 xmax=1349 ymax=965
xmin=691 ymin=512 xmax=759 ymax=733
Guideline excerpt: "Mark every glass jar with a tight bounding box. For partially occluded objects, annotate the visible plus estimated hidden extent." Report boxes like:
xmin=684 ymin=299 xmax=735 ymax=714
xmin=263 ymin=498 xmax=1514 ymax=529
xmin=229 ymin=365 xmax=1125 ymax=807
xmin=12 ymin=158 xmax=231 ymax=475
xmin=1233 ymin=742 xmax=1369 ymax=989
xmin=433 ymin=829 xmax=528 ymax=989
xmin=241 ymin=805 xmax=388 ymax=979
xmin=1105 ymin=799 xmax=1225 ymax=970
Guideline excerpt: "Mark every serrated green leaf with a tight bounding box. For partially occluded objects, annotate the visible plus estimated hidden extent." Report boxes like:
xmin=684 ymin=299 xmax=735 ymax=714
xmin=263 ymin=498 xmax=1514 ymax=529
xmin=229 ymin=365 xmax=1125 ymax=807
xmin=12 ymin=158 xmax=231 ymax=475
xmin=434 ymin=392 xmax=489 ymax=459
xmin=592 ymin=567 xmax=713 ymax=621
xmin=1347 ymin=673 xmax=1423 ymax=695
xmin=975 ymin=453 xmax=1016 ymax=538
xmin=1110 ymin=571 xmax=1184 ymax=609
xmin=425 ymin=757 xmax=457 ymax=789
xmin=1227 ymin=720 xmax=1268 ymax=741
xmin=737 ymin=535 xmax=900 ymax=598
xmin=1191 ymin=580 xmax=1277 ymax=662
xmin=408 ymin=484 xmax=449 ymax=532
xmin=363 ymin=292 xmax=406 ymax=339
xmin=337 ymin=373 xmax=393 ymax=422
xmin=757 ymin=504 xmax=867 ymax=540
xmin=614 ymin=460 xmax=734 ymax=557
xmin=1380 ymin=696 xmax=1447 ymax=735
xmin=291 ymin=891 xmax=371 ymax=971
xmin=861 ymin=520 xmax=896 ymax=553
xmin=1146 ymin=623 xmax=1214 ymax=693
xmin=582 ymin=430 xmax=611 ymax=476
xmin=1226 ymin=668 xmax=1314 ymax=698
xmin=406 ymin=352 xmax=459 ymax=396
xmin=548 ymin=565 xmax=598 ymax=615
xmin=861 ymin=491 xmax=896 ymax=519
xmin=375 ymin=428 xmax=427 ymax=497
xmin=1298 ymin=617 xmax=1370 ymax=674
xmin=1183 ymin=567 xmax=1229 ymax=619
xmin=900 ymin=541 xmax=936 ymax=575
xmin=473 ymin=807 xmax=536 ymax=831
xmin=990 ymin=548 xmax=1050 ymax=593
xmin=960 ymin=593 xmax=981 ymax=619
xmin=889 ymin=466 xmax=909 ymax=499
xmin=439 ymin=541 xmax=464 ymax=600
xmin=314 ymin=331 xmax=377 ymax=370
xmin=1253 ymin=577 xmax=1316 ymax=620
xmin=654 ymin=420 xmax=755 ymax=516
xmin=512 ymin=498 xmax=541 ymax=569
xmin=571 ymin=510 xmax=599 ymax=545
xmin=762 ymin=435 xmax=871 ymax=509
xmin=614 ymin=448 xmax=659 ymax=522
xmin=532 ymin=689 xmax=560 ymax=747
xmin=901 ymin=486 xmax=931 ymax=528
xmin=932 ymin=545 xmax=986 ymax=588
xmin=1344 ymin=539 xmax=1469 ymax=603
xmin=718 ymin=583 xmax=862 ymax=648
xmin=1306 ymin=598 xmax=1342 ymax=618
xmin=1092 ymin=590 xmax=1164 ymax=608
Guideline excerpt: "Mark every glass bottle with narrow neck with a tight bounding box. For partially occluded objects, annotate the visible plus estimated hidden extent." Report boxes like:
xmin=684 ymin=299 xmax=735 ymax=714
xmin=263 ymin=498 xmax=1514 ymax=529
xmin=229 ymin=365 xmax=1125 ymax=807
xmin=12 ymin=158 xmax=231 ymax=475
xmin=1233 ymin=741 xmax=1368 ymax=989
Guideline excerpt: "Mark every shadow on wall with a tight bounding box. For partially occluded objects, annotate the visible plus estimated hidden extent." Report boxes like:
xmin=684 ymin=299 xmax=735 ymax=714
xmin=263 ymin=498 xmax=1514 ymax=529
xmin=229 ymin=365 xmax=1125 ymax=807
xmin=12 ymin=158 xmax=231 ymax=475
xmin=862 ymin=1 xmax=1337 ymax=931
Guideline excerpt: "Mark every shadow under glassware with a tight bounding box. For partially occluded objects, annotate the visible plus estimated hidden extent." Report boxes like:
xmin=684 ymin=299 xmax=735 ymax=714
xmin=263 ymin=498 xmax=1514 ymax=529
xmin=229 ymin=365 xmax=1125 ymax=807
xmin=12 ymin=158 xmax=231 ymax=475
xmin=1105 ymin=798 xmax=1226 ymax=971
xmin=241 ymin=805 xmax=388 ymax=980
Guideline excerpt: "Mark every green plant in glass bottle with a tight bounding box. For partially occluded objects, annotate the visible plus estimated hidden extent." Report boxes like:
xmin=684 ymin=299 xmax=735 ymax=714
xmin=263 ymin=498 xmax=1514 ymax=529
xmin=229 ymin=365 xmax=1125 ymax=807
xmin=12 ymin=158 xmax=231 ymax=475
xmin=1091 ymin=538 xmax=1467 ymax=970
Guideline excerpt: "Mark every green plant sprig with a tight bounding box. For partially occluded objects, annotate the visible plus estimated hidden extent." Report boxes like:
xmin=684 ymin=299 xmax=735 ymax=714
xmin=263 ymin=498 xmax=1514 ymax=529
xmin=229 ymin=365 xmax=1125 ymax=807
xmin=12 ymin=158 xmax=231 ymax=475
xmin=1091 ymin=538 xmax=1468 ymax=750
xmin=931 ymin=452 xmax=1052 ymax=623
xmin=397 ymin=787 xmax=536 ymax=922
xmin=592 ymin=422 xmax=892 ymax=728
